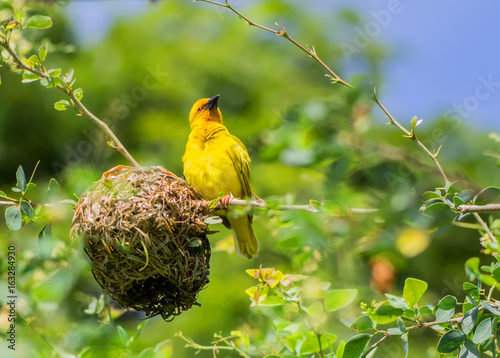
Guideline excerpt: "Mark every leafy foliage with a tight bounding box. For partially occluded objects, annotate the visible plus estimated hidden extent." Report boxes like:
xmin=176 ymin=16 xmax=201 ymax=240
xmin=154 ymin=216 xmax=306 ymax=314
xmin=2 ymin=1 xmax=500 ymax=358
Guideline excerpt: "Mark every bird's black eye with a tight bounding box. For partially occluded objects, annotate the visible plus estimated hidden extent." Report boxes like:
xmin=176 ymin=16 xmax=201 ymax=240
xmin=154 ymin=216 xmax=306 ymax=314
xmin=197 ymin=107 xmax=203 ymax=112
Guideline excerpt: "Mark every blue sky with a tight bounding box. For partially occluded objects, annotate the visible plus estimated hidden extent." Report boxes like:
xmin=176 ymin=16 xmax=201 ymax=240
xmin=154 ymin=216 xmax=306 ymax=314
xmin=65 ymin=0 xmax=500 ymax=132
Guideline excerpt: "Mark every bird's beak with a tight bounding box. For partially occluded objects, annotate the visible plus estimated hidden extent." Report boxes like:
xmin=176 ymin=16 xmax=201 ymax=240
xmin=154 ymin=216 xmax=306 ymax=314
xmin=206 ymin=94 xmax=220 ymax=110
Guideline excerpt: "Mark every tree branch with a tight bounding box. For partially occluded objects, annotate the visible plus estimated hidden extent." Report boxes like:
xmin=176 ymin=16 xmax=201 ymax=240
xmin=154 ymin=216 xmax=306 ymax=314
xmin=458 ymin=204 xmax=500 ymax=213
xmin=195 ymin=0 xmax=352 ymax=88
xmin=0 ymin=39 xmax=140 ymax=168
xmin=472 ymin=212 xmax=498 ymax=244
xmin=372 ymin=91 xmax=450 ymax=185
xmin=176 ymin=332 xmax=252 ymax=358
xmin=220 ymin=197 xmax=378 ymax=215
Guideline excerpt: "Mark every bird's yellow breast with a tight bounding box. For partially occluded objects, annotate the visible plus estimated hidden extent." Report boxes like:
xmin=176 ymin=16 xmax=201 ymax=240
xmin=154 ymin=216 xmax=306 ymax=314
xmin=183 ymin=122 xmax=246 ymax=200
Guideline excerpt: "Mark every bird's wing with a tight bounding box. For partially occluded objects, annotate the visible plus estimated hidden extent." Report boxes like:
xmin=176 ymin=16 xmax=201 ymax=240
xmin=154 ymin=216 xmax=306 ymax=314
xmin=227 ymin=134 xmax=252 ymax=198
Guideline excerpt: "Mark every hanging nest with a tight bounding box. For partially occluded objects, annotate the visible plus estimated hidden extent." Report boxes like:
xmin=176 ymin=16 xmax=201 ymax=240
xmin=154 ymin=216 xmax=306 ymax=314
xmin=71 ymin=166 xmax=212 ymax=321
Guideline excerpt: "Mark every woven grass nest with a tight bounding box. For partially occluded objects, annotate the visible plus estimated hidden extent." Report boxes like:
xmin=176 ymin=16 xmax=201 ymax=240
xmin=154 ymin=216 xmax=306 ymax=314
xmin=71 ymin=166 xmax=212 ymax=321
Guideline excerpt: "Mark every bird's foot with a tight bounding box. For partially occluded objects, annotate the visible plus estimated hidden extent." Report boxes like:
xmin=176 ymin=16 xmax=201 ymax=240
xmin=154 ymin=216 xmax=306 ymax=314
xmin=218 ymin=194 xmax=234 ymax=209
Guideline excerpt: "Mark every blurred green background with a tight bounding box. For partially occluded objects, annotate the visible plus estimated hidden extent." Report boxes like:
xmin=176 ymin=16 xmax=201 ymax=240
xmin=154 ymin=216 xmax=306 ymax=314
xmin=1 ymin=1 xmax=500 ymax=357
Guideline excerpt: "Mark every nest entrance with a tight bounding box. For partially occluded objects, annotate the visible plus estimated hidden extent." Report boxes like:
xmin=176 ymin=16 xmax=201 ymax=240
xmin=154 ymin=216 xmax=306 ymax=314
xmin=71 ymin=166 xmax=211 ymax=321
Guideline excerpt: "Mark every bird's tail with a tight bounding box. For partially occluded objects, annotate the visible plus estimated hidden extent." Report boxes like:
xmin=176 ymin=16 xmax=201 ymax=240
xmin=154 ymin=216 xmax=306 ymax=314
xmin=229 ymin=216 xmax=259 ymax=259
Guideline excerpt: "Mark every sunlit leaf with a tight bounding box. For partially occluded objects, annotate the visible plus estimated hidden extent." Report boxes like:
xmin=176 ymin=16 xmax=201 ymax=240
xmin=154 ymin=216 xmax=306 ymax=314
xmin=324 ymin=289 xmax=357 ymax=312
xmin=350 ymin=316 xmax=375 ymax=332
xmin=403 ymin=278 xmax=427 ymax=308
xmin=117 ymin=326 xmax=130 ymax=348
xmin=26 ymin=15 xmax=53 ymax=29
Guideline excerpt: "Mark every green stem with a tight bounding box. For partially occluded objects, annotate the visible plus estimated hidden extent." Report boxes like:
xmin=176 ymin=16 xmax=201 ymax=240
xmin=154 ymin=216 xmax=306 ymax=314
xmin=372 ymin=91 xmax=450 ymax=185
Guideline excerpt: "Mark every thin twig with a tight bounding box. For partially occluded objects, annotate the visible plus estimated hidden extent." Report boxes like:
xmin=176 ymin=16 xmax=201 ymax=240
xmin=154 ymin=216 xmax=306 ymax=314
xmin=361 ymin=333 xmax=392 ymax=358
xmin=372 ymin=91 xmax=450 ymax=185
xmin=0 ymin=39 xmax=140 ymax=168
xmin=0 ymin=199 xmax=75 ymax=207
xmin=220 ymin=197 xmax=378 ymax=215
xmin=176 ymin=332 xmax=252 ymax=358
xmin=473 ymin=212 xmax=498 ymax=244
xmin=195 ymin=0 xmax=352 ymax=88
xmin=458 ymin=204 xmax=500 ymax=213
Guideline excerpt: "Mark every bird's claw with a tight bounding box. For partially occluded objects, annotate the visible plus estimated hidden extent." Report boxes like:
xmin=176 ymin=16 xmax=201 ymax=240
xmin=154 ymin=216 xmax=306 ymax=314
xmin=218 ymin=194 xmax=234 ymax=209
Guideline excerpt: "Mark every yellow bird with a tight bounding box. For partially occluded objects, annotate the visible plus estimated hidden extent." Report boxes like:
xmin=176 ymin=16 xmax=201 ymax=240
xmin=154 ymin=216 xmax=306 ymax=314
xmin=182 ymin=95 xmax=259 ymax=259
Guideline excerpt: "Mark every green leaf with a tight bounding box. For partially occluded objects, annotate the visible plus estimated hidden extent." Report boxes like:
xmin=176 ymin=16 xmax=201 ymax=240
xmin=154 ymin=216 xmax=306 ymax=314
xmin=324 ymin=289 xmax=357 ymax=312
xmin=343 ymin=334 xmax=371 ymax=358
xmin=40 ymin=77 xmax=51 ymax=87
xmin=65 ymin=68 xmax=74 ymax=83
xmin=0 ymin=1 xmax=14 ymax=12
xmin=418 ymin=306 xmax=432 ymax=315
xmin=74 ymin=88 xmax=84 ymax=100
xmin=385 ymin=294 xmax=409 ymax=309
xmin=152 ymin=340 xmax=173 ymax=358
xmin=438 ymin=295 xmax=457 ymax=310
xmin=336 ymin=341 xmax=346 ymax=358
xmin=461 ymin=307 xmax=478 ymax=335
xmin=492 ymin=266 xmax=500 ymax=282
xmin=397 ymin=316 xmax=406 ymax=333
xmin=410 ymin=115 xmax=418 ymax=129
xmin=459 ymin=339 xmax=480 ymax=358
xmin=38 ymin=223 xmax=53 ymax=259
xmin=16 ymin=165 xmax=26 ymax=193
xmin=38 ymin=43 xmax=47 ymax=62
xmin=48 ymin=68 xmax=61 ymax=77
xmin=350 ymin=316 xmax=375 ymax=332
xmin=463 ymin=282 xmax=480 ymax=301
xmin=54 ymin=100 xmax=71 ymax=111
xmin=436 ymin=307 xmax=455 ymax=322
xmin=403 ymin=278 xmax=428 ymax=308
xmin=473 ymin=186 xmax=500 ymax=205
xmin=117 ymin=326 xmax=130 ymax=348
xmin=459 ymin=189 xmax=476 ymax=204
xmin=20 ymin=200 xmax=35 ymax=219
xmin=369 ymin=302 xmax=404 ymax=324
xmin=260 ymin=296 xmax=286 ymax=306
xmin=26 ymin=15 xmax=52 ymax=29
xmin=21 ymin=71 xmax=40 ymax=83
xmin=28 ymin=54 xmax=41 ymax=66
xmin=422 ymin=201 xmax=449 ymax=216
xmin=299 ymin=332 xmax=336 ymax=355
xmin=465 ymin=258 xmax=481 ymax=280
xmin=402 ymin=334 xmax=409 ymax=358
xmin=0 ymin=191 xmax=5 ymax=197
xmin=472 ymin=318 xmax=494 ymax=344
xmin=437 ymin=329 xmax=466 ymax=353
xmin=26 ymin=182 xmax=37 ymax=191
xmin=5 ymin=205 xmax=22 ymax=231
xmin=306 ymin=301 xmax=324 ymax=318
xmin=480 ymin=302 xmax=500 ymax=315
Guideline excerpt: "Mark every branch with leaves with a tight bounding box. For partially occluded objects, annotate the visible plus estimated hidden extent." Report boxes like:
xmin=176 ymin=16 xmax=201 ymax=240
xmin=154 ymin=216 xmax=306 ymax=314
xmin=194 ymin=0 xmax=500 ymax=251
xmin=0 ymin=12 xmax=140 ymax=168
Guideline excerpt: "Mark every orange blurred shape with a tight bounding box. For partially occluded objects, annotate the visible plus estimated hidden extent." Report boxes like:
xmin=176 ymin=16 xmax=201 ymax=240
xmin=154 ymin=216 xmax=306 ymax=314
xmin=370 ymin=256 xmax=396 ymax=294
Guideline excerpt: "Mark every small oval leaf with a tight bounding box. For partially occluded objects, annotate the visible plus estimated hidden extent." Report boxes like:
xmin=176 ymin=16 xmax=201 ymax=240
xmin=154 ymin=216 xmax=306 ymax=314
xmin=26 ymin=15 xmax=53 ymax=29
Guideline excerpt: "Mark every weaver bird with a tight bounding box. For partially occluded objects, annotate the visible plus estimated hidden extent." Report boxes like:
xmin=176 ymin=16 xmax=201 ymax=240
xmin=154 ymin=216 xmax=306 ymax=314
xmin=182 ymin=95 xmax=259 ymax=259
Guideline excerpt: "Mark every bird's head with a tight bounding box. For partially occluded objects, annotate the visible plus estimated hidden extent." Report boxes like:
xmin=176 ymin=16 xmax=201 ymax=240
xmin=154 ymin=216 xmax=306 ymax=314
xmin=189 ymin=94 xmax=223 ymax=128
